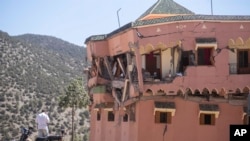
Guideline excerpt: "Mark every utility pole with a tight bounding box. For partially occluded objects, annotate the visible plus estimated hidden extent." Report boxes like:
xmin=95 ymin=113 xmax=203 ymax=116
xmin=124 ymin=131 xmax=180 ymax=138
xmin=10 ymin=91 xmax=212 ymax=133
xmin=211 ymin=0 xmax=213 ymax=15
xmin=117 ymin=8 xmax=121 ymax=28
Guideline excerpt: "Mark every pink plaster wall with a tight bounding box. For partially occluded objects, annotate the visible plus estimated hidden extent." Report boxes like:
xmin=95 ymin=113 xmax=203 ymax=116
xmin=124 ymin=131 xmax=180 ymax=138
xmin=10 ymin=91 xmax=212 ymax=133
xmin=108 ymin=30 xmax=135 ymax=56
xmin=137 ymin=98 xmax=243 ymax=141
xmin=136 ymin=21 xmax=250 ymax=51
xmin=89 ymin=97 xmax=244 ymax=141
xmin=86 ymin=40 xmax=109 ymax=59
xmin=89 ymin=109 xmax=139 ymax=141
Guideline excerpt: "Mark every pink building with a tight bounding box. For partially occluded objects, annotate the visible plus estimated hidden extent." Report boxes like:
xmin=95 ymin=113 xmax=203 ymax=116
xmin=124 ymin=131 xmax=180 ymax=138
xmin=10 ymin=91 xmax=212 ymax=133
xmin=85 ymin=0 xmax=250 ymax=141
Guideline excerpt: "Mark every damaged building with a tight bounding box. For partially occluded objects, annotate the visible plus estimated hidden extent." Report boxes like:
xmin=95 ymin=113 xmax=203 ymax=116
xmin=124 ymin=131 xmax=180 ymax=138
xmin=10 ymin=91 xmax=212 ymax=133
xmin=84 ymin=0 xmax=250 ymax=141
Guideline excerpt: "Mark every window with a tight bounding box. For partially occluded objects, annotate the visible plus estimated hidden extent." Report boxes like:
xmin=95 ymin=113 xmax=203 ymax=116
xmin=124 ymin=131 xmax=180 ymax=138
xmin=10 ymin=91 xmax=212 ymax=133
xmin=123 ymin=114 xmax=128 ymax=122
xmin=195 ymin=38 xmax=217 ymax=66
xmin=108 ymin=111 xmax=115 ymax=121
xmin=155 ymin=111 xmax=172 ymax=124
xmin=197 ymin=48 xmax=213 ymax=65
xmin=145 ymin=51 xmax=161 ymax=79
xmin=97 ymin=111 xmax=101 ymax=121
xmin=199 ymin=104 xmax=219 ymax=125
xmin=237 ymin=49 xmax=250 ymax=74
xmin=238 ymin=50 xmax=249 ymax=68
xmin=200 ymin=113 xmax=215 ymax=125
xmin=154 ymin=102 xmax=175 ymax=124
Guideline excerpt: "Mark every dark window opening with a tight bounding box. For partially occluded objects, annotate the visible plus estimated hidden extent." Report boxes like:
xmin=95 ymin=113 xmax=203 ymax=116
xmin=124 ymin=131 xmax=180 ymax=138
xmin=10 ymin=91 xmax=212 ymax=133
xmin=238 ymin=50 xmax=249 ymax=68
xmin=155 ymin=111 xmax=171 ymax=124
xmin=197 ymin=48 xmax=213 ymax=65
xmin=237 ymin=49 xmax=250 ymax=74
xmin=200 ymin=113 xmax=215 ymax=125
xmin=123 ymin=114 xmax=128 ymax=122
xmin=97 ymin=111 xmax=101 ymax=121
xmin=108 ymin=111 xmax=115 ymax=121
xmin=160 ymin=112 xmax=167 ymax=123
xmin=204 ymin=114 xmax=212 ymax=124
xmin=145 ymin=51 xmax=161 ymax=79
xmin=180 ymin=51 xmax=195 ymax=73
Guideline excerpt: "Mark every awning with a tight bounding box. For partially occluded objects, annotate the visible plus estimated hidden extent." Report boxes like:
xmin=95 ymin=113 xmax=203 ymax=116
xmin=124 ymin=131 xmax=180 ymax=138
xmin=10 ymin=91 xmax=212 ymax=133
xmin=154 ymin=102 xmax=176 ymax=116
xmin=199 ymin=104 xmax=219 ymax=118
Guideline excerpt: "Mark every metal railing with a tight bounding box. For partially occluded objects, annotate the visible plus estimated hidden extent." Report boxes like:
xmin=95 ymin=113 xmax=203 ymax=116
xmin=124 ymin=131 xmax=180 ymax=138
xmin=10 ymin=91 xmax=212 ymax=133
xmin=229 ymin=63 xmax=250 ymax=74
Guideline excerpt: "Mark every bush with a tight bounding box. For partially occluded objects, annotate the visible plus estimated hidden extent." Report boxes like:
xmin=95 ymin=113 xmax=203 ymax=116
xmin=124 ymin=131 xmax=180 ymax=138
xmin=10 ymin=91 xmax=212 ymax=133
xmin=0 ymin=95 xmax=5 ymax=101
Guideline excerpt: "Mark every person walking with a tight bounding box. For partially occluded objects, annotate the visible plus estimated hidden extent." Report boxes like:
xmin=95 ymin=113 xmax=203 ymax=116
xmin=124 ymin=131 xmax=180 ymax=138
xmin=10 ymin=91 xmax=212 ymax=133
xmin=35 ymin=109 xmax=50 ymax=137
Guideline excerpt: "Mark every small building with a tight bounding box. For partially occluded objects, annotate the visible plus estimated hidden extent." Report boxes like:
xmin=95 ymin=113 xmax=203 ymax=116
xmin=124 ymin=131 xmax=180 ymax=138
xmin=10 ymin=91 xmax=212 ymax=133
xmin=84 ymin=0 xmax=250 ymax=141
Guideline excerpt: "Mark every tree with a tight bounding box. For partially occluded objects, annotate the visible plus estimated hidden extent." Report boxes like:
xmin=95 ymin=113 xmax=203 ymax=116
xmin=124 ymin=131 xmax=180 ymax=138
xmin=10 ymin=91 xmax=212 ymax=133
xmin=58 ymin=78 xmax=89 ymax=141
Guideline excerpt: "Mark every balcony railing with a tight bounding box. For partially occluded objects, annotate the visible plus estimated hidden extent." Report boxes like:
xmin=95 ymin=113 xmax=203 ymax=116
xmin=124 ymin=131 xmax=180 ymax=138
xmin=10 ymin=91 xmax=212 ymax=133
xmin=229 ymin=63 xmax=250 ymax=74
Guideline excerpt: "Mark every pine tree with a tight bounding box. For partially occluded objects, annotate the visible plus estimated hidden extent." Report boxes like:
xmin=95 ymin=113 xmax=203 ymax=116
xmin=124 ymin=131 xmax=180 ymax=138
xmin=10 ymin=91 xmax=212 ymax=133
xmin=58 ymin=78 xmax=89 ymax=141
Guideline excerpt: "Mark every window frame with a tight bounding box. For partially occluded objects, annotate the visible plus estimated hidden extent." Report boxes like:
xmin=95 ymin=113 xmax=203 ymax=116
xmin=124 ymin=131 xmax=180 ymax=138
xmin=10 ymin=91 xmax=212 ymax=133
xmin=154 ymin=111 xmax=172 ymax=124
xmin=238 ymin=49 xmax=249 ymax=68
xmin=199 ymin=113 xmax=216 ymax=125
xmin=196 ymin=47 xmax=215 ymax=66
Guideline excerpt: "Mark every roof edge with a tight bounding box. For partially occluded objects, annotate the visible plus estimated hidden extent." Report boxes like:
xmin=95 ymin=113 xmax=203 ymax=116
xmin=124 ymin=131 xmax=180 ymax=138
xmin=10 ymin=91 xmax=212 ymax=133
xmin=85 ymin=22 xmax=133 ymax=44
xmin=134 ymin=14 xmax=250 ymax=27
xmin=85 ymin=14 xmax=250 ymax=43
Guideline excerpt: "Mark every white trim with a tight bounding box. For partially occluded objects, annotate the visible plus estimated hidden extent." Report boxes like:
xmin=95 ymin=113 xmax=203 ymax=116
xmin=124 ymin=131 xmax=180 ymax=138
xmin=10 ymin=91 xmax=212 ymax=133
xmin=104 ymin=108 xmax=113 ymax=111
xmin=195 ymin=43 xmax=217 ymax=50
xmin=154 ymin=108 xmax=176 ymax=116
xmin=199 ymin=110 xmax=220 ymax=118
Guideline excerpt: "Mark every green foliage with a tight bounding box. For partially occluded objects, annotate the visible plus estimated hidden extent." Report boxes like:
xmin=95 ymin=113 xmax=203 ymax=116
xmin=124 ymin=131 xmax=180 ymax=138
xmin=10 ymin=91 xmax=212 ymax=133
xmin=58 ymin=78 xmax=89 ymax=141
xmin=0 ymin=94 xmax=5 ymax=102
xmin=0 ymin=31 xmax=89 ymax=140
xmin=59 ymin=78 xmax=89 ymax=109
xmin=83 ymin=133 xmax=89 ymax=141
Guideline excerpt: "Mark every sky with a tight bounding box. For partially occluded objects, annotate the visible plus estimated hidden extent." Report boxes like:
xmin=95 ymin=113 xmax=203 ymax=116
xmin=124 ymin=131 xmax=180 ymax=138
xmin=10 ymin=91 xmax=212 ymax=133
xmin=0 ymin=0 xmax=250 ymax=46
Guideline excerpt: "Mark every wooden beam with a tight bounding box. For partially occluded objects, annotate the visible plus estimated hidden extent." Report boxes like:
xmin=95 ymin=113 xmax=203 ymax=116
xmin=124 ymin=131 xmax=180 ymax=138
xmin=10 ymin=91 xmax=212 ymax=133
xmin=112 ymin=88 xmax=121 ymax=106
xmin=94 ymin=58 xmax=102 ymax=76
xmin=104 ymin=56 xmax=114 ymax=80
xmin=122 ymin=79 xmax=129 ymax=102
xmin=128 ymin=41 xmax=143 ymax=92
xmin=176 ymin=46 xmax=182 ymax=73
xmin=112 ymin=62 xmax=117 ymax=75
xmin=126 ymin=53 xmax=133 ymax=83
xmin=117 ymin=57 xmax=126 ymax=77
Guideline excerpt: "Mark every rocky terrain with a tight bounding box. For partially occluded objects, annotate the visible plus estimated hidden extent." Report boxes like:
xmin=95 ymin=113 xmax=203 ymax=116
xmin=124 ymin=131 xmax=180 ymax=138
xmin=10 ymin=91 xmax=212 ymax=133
xmin=0 ymin=30 xmax=89 ymax=140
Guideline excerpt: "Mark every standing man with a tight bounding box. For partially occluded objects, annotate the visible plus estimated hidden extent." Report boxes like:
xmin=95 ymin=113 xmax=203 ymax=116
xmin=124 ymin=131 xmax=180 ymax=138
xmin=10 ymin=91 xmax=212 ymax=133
xmin=35 ymin=109 xmax=50 ymax=137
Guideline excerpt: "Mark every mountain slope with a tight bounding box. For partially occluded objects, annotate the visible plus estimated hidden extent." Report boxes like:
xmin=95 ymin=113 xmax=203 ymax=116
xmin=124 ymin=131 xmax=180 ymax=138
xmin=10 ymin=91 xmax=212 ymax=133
xmin=0 ymin=30 xmax=89 ymax=140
